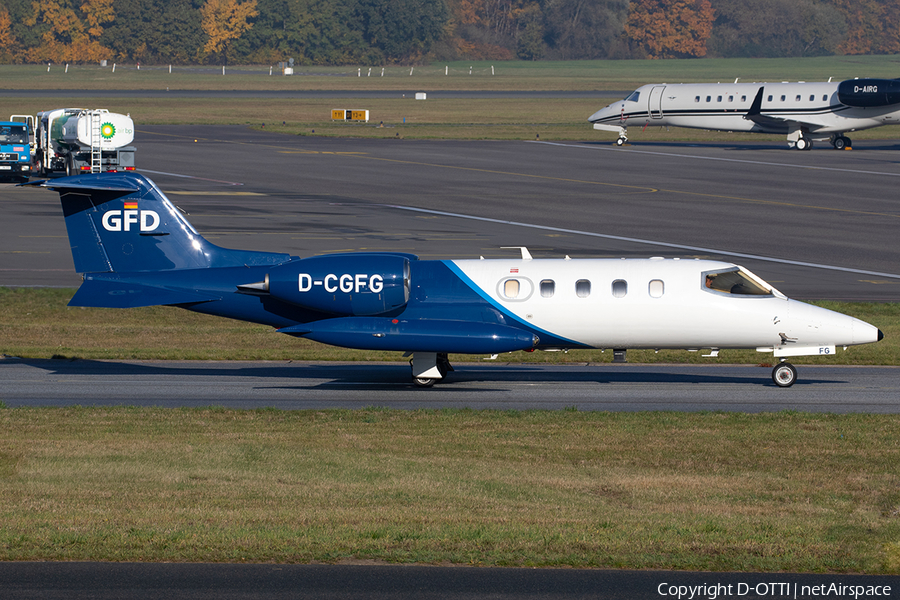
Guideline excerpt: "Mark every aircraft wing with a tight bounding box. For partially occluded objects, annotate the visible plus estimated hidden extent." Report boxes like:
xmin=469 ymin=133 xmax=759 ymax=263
xmin=743 ymin=86 xmax=830 ymax=132
xmin=70 ymin=277 xmax=221 ymax=308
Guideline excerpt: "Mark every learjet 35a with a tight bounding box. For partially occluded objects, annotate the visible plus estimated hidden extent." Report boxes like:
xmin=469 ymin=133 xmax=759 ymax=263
xmin=31 ymin=172 xmax=882 ymax=387
xmin=589 ymin=78 xmax=900 ymax=149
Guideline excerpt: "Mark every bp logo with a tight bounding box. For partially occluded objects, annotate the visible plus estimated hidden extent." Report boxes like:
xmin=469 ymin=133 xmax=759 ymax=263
xmin=100 ymin=122 xmax=116 ymax=139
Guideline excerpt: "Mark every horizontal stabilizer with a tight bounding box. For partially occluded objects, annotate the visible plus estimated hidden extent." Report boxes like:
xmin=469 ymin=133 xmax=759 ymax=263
xmin=69 ymin=278 xmax=221 ymax=308
xmin=279 ymin=317 xmax=539 ymax=354
xmin=21 ymin=179 xmax=140 ymax=194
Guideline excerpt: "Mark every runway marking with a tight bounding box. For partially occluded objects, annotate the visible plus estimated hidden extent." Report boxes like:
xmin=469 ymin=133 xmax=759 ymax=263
xmin=532 ymin=140 xmax=900 ymax=178
xmin=278 ymin=151 xmax=367 ymax=155
xmin=140 ymin=169 xmax=244 ymax=186
xmin=529 ymin=141 xmax=900 ymax=219
xmin=139 ymin=132 xmax=898 ymax=218
xmin=383 ymin=204 xmax=900 ymax=280
xmin=326 ymin=144 xmax=900 ymax=220
xmin=166 ymin=191 xmax=265 ymax=196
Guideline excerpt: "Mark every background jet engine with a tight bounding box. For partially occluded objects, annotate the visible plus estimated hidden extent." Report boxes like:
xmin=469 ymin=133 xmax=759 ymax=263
xmin=837 ymin=78 xmax=900 ymax=107
xmin=240 ymin=254 xmax=412 ymax=316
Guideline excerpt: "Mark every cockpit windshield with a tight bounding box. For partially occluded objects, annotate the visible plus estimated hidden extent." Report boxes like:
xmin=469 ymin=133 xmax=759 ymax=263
xmin=624 ymin=91 xmax=640 ymax=103
xmin=0 ymin=125 xmax=27 ymax=144
xmin=702 ymin=268 xmax=773 ymax=296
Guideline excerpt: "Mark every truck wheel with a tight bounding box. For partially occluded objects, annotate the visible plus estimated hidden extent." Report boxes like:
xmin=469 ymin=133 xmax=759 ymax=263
xmin=65 ymin=155 xmax=76 ymax=177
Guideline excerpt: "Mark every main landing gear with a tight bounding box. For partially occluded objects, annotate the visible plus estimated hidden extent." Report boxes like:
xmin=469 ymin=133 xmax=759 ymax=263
xmin=772 ymin=361 xmax=797 ymax=388
xmin=411 ymin=352 xmax=453 ymax=387
xmin=831 ymin=135 xmax=852 ymax=150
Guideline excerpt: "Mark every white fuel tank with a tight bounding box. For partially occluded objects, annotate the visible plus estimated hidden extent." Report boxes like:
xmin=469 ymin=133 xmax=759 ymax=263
xmin=44 ymin=109 xmax=135 ymax=150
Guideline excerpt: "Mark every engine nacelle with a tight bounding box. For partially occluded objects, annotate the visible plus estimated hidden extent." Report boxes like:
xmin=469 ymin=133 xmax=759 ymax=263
xmin=245 ymin=254 xmax=411 ymax=316
xmin=837 ymin=78 xmax=900 ymax=107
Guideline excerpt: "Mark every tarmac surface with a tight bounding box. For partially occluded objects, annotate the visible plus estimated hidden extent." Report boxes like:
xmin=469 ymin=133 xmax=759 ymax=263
xmin=4 ymin=126 xmax=900 ymax=300
xmin=3 ymin=358 xmax=900 ymax=413
xmin=1 ymin=562 xmax=896 ymax=600
xmin=2 ymin=127 xmax=900 ymax=596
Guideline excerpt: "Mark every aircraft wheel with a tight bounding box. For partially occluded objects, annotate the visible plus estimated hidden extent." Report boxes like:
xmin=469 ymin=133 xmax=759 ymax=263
xmin=833 ymin=136 xmax=847 ymax=150
xmin=615 ymin=137 xmax=626 ymax=146
xmin=795 ymin=138 xmax=810 ymax=151
xmin=413 ymin=377 xmax=437 ymax=388
xmin=772 ymin=362 xmax=797 ymax=387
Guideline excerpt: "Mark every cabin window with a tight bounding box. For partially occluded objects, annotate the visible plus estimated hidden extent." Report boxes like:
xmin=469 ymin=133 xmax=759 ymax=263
xmin=702 ymin=269 xmax=772 ymax=296
xmin=695 ymin=96 xmax=700 ymax=102
xmin=795 ymin=95 xmax=801 ymax=101
xmin=706 ymin=96 xmax=711 ymax=102
xmin=576 ymin=279 xmax=591 ymax=298
xmin=717 ymin=95 xmax=722 ymax=102
xmin=780 ymin=95 xmax=786 ymax=101
xmin=767 ymin=95 xmax=773 ymax=102
xmin=823 ymin=94 xmax=828 ymax=101
xmin=625 ymin=91 xmax=640 ymax=102
xmin=741 ymin=95 xmax=747 ymax=102
xmin=540 ymin=279 xmax=555 ymax=298
xmin=611 ymin=279 xmax=627 ymax=298
xmin=649 ymin=280 xmax=664 ymax=298
xmin=809 ymin=94 xmax=815 ymax=101
xmin=503 ymin=279 xmax=520 ymax=299
xmin=728 ymin=95 xmax=734 ymax=102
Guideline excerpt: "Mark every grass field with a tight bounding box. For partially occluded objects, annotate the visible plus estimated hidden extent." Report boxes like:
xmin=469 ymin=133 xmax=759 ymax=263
xmin=1 ymin=407 xmax=898 ymax=572
xmin=4 ymin=55 xmax=900 ymax=91
xmin=4 ymin=56 xmax=900 ymax=141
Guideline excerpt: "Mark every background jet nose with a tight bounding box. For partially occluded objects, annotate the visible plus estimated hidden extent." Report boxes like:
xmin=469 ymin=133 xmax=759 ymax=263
xmin=878 ymin=329 xmax=885 ymax=341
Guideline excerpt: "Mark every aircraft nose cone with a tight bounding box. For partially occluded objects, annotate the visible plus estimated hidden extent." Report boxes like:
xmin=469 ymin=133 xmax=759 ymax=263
xmin=878 ymin=329 xmax=885 ymax=341
xmin=588 ymin=107 xmax=610 ymax=123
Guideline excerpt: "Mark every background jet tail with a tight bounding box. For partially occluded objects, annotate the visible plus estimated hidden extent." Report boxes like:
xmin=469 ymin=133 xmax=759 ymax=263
xmin=31 ymin=172 xmax=289 ymax=273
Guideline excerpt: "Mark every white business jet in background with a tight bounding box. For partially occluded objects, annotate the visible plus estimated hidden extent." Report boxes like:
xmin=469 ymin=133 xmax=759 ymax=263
xmin=589 ymin=78 xmax=900 ymax=150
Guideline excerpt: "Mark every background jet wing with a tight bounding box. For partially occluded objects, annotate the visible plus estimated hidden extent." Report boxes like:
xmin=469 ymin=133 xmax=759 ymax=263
xmin=743 ymin=86 xmax=826 ymax=131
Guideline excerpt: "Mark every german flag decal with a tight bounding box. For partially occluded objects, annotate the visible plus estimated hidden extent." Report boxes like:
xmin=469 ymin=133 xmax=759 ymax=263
xmin=124 ymin=202 xmax=138 ymax=209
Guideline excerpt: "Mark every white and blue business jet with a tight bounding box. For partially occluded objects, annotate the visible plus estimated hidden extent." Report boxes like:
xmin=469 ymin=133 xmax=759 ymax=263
xmin=589 ymin=78 xmax=900 ymax=149
xmin=30 ymin=172 xmax=882 ymax=387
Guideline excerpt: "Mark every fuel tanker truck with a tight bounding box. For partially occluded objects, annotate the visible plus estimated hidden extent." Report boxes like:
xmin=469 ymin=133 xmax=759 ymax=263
xmin=34 ymin=108 xmax=136 ymax=176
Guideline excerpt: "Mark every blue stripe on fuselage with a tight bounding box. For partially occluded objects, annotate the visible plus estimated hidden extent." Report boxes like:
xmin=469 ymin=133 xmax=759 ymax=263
xmin=440 ymin=260 xmax=585 ymax=349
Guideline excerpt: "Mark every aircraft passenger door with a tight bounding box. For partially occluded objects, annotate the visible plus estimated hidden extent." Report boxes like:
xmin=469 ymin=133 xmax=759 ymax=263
xmin=648 ymin=86 xmax=666 ymax=119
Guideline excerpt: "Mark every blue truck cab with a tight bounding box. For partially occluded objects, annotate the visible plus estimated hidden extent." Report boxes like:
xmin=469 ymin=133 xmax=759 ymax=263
xmin=0 ymin=120 xmax=32 ymax=182
xmin=0 ymin=121 xmax=31 ymax=181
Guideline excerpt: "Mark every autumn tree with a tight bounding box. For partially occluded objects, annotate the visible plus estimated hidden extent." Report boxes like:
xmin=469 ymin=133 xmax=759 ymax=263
xmin=707 ymin=0 xmax=846 ymax=57
xmin=200 ymin=0 xmax=259 ymax=64
xmin=0 ymin=8 xmax=16 ymax=62
xmin=23 ymin=0 xmax=115 ymax=62
xmin=541 ymin=0 xmax=630 ymax=59
xmin=830 ymin=0 xmax=900 ymax=55
xmin=625 ymin=0 xmax=714 ymax=58
xmin=353 ymin=0 xmax=449 ymax=62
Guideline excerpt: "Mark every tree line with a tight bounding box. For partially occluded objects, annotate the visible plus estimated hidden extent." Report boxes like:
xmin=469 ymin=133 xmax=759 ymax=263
xmin=1 ymin=0 xmax=898 ymax=65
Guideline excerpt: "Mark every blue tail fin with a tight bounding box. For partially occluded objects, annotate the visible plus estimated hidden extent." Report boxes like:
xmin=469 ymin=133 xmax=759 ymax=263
xmin=31 ymin=172 xmax=289 ymax=273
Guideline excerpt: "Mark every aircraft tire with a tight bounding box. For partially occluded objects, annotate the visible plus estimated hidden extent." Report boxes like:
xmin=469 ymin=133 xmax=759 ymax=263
xmin=795 ymin=138 xmax=810 ymax=151
xmin=772 ymin=362 xmax=797 ymax=387
xmin=833 ymin=137 xmax=846 ymax=150
xmin=615 ymin=137 xmax=626 ymax=146
xmin=413 ymin=377 xmax=437 ymax=388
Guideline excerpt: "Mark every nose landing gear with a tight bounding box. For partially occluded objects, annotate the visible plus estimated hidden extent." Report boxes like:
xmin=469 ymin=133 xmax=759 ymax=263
xmin=772 ymin=361 xmax=797 ymax=387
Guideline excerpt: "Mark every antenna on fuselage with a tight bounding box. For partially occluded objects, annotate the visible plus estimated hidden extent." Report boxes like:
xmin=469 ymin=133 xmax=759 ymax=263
xmin=501 ymin=246 xmax=533 ymax=260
